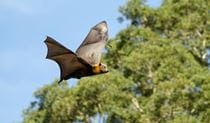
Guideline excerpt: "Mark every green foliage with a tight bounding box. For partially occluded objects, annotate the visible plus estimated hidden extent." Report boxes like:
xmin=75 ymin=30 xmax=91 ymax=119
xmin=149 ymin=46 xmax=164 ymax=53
xmin=23 ymin=71 xmax=134 ymax=123
xmin=23 ymin=0 xmax=210 ymax=122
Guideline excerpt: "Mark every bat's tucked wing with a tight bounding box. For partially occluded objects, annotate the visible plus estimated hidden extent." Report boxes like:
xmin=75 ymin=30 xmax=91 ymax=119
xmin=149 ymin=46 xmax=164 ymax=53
xmin=77 ymin=21 xmax=108 ymax=47
xmin=44 ymin=36 xmax=92 ymax=82
xmin=76 ymin=21 xmax=108 ymax=65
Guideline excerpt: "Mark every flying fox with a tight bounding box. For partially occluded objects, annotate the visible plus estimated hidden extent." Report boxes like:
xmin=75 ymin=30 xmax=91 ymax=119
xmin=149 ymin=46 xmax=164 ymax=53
xmin=44 ymin=21 xmax=109 ymax=83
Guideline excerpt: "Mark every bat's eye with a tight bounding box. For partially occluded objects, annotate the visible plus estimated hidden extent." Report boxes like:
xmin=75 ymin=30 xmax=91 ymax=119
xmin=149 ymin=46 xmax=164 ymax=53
xmin=100 ymin=64 xmax=108 ymax=73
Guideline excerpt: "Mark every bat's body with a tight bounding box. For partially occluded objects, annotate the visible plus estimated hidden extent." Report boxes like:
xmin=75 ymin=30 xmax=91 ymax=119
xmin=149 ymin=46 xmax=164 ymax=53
xmin=44 ymin=21 xmax=109 ymax=83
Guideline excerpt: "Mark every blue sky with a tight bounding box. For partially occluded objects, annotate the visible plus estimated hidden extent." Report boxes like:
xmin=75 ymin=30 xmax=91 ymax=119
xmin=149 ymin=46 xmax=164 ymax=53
xmin=0 ymin=0 xmax=161 ymax=122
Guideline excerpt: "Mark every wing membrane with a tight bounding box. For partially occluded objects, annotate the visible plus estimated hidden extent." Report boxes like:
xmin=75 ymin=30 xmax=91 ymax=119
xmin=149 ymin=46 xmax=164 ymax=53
xmin=76 ymin=21 xmax=108 ymax=65
xmin=44 ymin=36 xmax=92 ymax=82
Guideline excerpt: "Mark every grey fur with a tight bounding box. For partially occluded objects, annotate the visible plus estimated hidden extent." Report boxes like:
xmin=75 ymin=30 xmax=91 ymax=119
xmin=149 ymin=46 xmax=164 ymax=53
xmin=76 ymin=21 xmax=108 ymax=65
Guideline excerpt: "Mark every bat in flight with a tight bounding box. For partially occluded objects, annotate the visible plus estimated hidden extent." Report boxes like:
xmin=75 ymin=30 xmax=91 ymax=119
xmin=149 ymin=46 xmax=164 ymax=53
xmin=44 ymin=21 xmax=109 ymax=83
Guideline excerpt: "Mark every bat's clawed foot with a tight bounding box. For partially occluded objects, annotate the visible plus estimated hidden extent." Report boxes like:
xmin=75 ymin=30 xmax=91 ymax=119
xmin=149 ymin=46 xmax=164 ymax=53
xmin=58 ymin=79 xmax=64 ymax=84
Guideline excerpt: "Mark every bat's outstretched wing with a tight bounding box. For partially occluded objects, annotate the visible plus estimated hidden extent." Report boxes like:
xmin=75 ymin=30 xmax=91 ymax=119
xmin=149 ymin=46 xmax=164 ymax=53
xmin=44 ymin=36 xmax=92 ymax=82
xmin=76 ymin=21 xmax=108 ymax=65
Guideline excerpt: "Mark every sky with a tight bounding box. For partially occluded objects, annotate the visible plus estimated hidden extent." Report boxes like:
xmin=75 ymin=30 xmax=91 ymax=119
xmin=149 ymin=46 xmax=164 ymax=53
xmin=0 ymin=0 xmax=161 ymax=122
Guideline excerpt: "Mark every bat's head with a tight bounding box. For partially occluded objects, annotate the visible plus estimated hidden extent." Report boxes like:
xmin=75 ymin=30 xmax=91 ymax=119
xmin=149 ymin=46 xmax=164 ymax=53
xmin=93 ymin=21 xmax=108 ymax=34
xmin=99 ymin=63 xmax=108 ymax=73
xmin=92 ymin=63 xmax=108 ymax=74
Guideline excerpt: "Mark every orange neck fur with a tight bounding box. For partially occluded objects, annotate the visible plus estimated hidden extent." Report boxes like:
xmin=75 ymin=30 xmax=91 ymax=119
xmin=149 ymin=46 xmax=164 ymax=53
xmin=92 ymin=64 xmax=101 ymax=74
